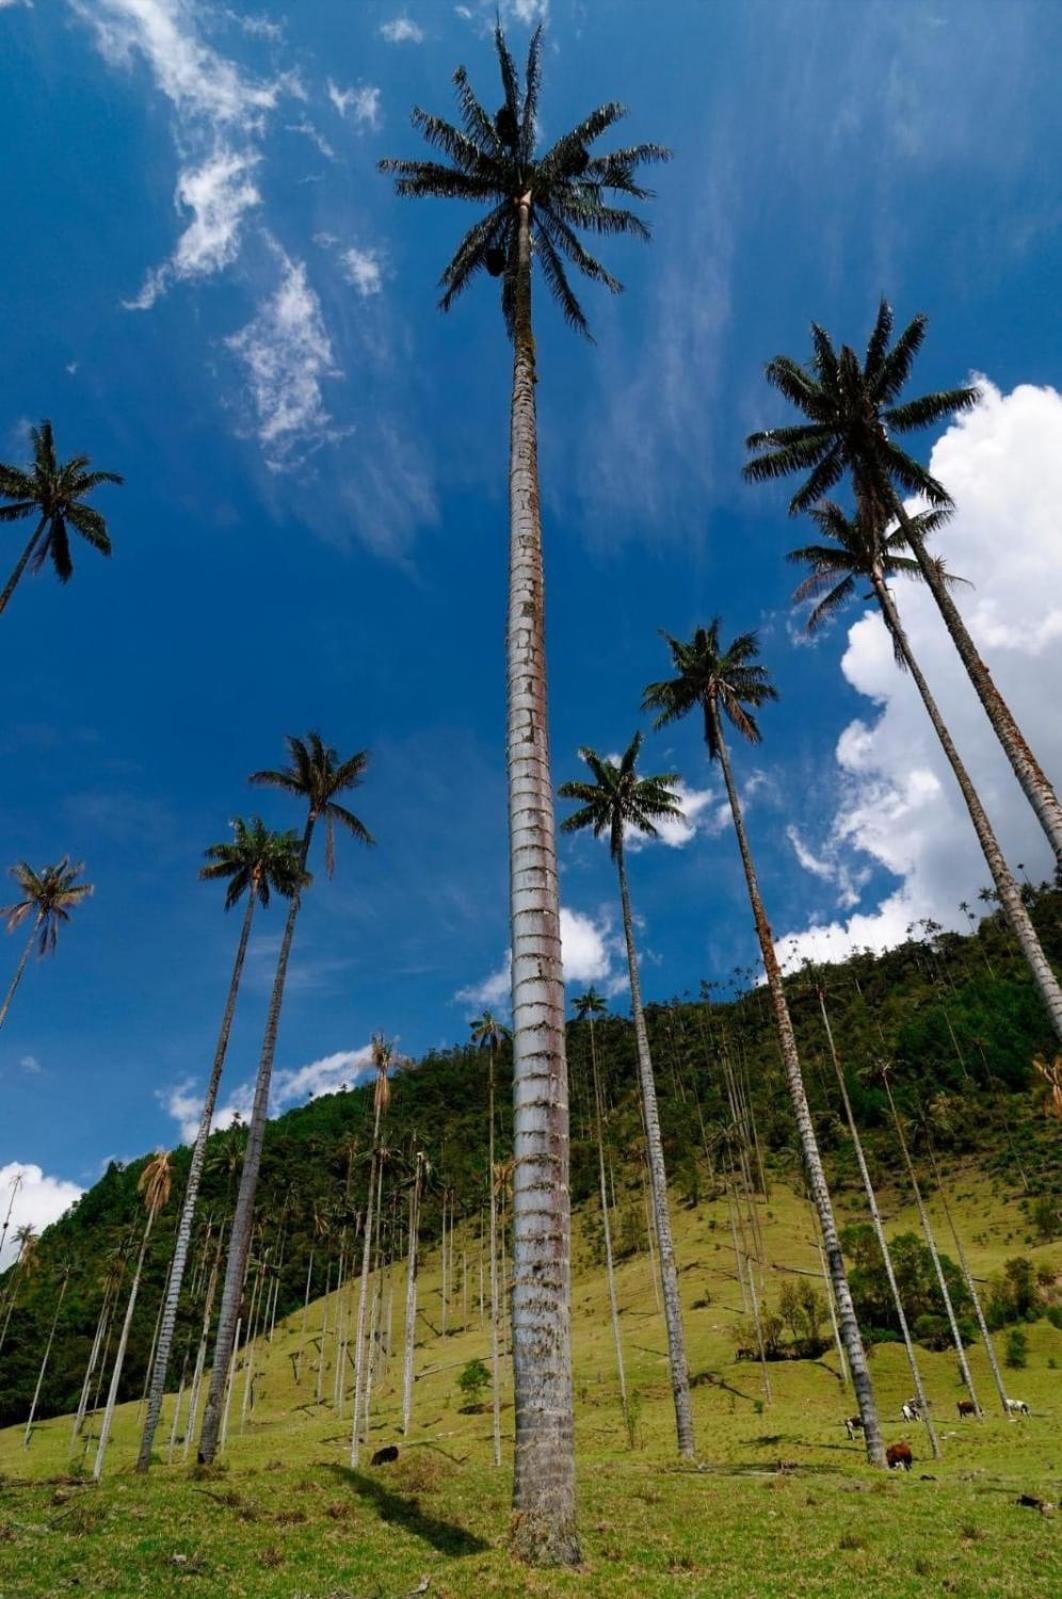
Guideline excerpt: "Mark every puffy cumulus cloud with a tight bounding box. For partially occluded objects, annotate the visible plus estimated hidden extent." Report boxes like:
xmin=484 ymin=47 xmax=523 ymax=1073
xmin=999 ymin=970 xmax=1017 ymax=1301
xmin=379 ymin=16 xmax=424 ymax=44
xmin=628 ymin=779 xmax=720 ymax=851
xmin=456 ymin=906 xmax=627 ymax=1010
xmin=328 ymin=81 xmax=382 ymax=131
xmin=159 ymin=1046 xmax=376 ymax=1145
xmin=226 ymin=246 xmax=342 ymax=469
xmin=776 ymin=380 xmax=1062 ymax=972
xmin=0 ymin=1163 xmax=83 ymax=1269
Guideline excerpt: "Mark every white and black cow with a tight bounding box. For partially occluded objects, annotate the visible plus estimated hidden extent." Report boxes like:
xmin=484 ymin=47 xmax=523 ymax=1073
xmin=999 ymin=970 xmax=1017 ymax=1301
xmin=1004 ymin=1398 xmax=1030 ymax=1416
xmin=844 ymin=1415 xmax=865 ymax=1441
xmin=901 ymin=1398 xmax=923 ymax=1424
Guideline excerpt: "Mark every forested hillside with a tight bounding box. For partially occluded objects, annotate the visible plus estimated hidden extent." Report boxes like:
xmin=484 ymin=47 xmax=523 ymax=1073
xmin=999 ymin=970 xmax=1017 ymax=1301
xmin=3 ymin=888 xmax=1059 ymax=1429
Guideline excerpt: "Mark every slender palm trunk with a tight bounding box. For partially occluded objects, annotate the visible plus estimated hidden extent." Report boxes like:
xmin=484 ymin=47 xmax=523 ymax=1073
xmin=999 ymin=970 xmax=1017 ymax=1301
xmin=0 ymin=518 xmax=45 ymax=617
xmin=871 ymin=571 xmax=1062 ymax=1041
xmin=23 ymin=1270 xmax=69 ymax=1446
xmin=0 ymin=917 xmax=40 ymax=1033
xmin=881 ymin=1073 xmax=980 ymax=1410
xmin=819 ymin=993 xmax=940 ymax=1458
xmin=401 ymin=1156 xmax=422 ymax=1436
xmin=895 ymin=502 xmax=1062 ymax=868
xmin=198 ymin=818 xmax=315 ymax=1464
xmin=616 ymin=843 xmax=694 ymax=1457
xmin=349 ymin=1100 xmax=383 ymax=1465
xmin=73 ymin=1287 xmax=113 ymax=1440
xmin=138 ymin=891 xmax=258 ymax=1470
xmin=94 ymin=1216 xmax=156 ymax=1481
xmin=711 ymin=707 xmax=885 ymax=1466
xmin=926 ymin=1142 xmax=1009 ymax=1416
xmin=0 ymin=1175 xmax=22 ymax=1271
xmin=587 ymin=1015 xmax=630 ymax=1441
xmin=184 ymin=1236 xmax=223 ymax=1460
xmin=506 ymin=194 xmax=578 ymax=1566
xmin=488 ymin=1050 xmax=502 ymax=1467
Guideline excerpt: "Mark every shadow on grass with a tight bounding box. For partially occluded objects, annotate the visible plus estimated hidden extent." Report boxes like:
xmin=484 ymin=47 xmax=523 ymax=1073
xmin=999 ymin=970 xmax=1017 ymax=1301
xmin=325 ymin=1465 xmax=488 ymax=1556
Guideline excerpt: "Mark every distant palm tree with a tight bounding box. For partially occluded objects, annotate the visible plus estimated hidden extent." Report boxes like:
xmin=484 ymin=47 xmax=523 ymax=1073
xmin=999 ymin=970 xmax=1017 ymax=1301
xmin=0 ymin=859 xmax=93 ymax=1032
xmin=0 ymin=420 xmax=122 ymax=615
xmin=351 ymin=1035 xmax=394 ymax=1466
xmin=788 ymin=501 xmax=1062 ymax=1041
xmin=93 ymin=1153 xmax=172 ymax=1480
xmin=744 ymin=301 xmax=1062 ymax=869
xmin=560 ymin=735 xmax=694 ymax=1458
xmin=197 ymin=734 xmax=373 ymax=1465
xmin=381 ymin=26 xmax=666 ymax=1563
xmin=0 ymin=1224 xmax=38 ymax=1354
xmin=643 ymin=622 xmax=885 ymax=1466
xmin=23 ymin=1264 xmax=71 ymax=1448
xmin=136 ymin=819 xmax=308 ymax=1472
xmin=470 ymin=1011 xmax=510 ymax=1467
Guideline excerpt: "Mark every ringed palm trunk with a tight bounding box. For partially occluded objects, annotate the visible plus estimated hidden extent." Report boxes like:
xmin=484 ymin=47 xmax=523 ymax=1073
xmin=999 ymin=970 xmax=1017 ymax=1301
xmin=198 ymin=816 xmax=315 ymax=1464
xmin=0 ymin=518 xmax=45 ymax=617
xmin=587 ymin=1014 xmax=630 ymax=1441
xmin=489 ymin=1049 xmax=502 ymax=1467
xmin=137 ymin=890 xmax=258 ymax=1471
xmin=615 ymin=843 xmax=694 ymax=1457
xmin=94 ymin=1217 xmax=156 ymax=1481
xmin=710 ymin=705 xmax=885 ymax=1466
xmin=349 ymin=1099 xmax=383 ymax=1465
xmin=819 ymin=992 xmax=941 ymax=1459
xmin=0 ymin=916 xmax=41 ymax=1032
xmin=894 ymin=499 xmax=1062 ymax=868
xmin=871 ymin=570 xmax=1062 ymax=1042
xmin=506 ymin=193 xmax=578 ymax=1565
xmin=23 ymin=1270 xmax=69 ymax=1446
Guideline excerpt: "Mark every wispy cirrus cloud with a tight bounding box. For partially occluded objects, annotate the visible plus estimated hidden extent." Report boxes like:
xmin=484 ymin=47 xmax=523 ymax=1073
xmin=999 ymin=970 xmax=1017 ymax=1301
xmin=379 ymin=16 xmax=423 ymax=45
xmin=327 ymin=80 xmax=382 ymax=131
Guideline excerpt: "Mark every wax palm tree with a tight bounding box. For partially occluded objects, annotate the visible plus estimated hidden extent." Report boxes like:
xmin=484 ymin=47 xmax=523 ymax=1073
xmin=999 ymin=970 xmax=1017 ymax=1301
xmin=137 ymin=819 xmax=308 ymax=1472
xmin=197 ymin=734 xmax=373 ymax=1464
xmin=23 ymin=1264 xmax=71 ymax=1447
xmin=0 ymin=420 xmax=122 ymax=615
xmin=744 ymin=301 xmax=1062 ymax=868
xmin=0 ymin=1224 xmax=37 ymax=1355
xmin=0 ymin=858 xmax=93 ymax=1032
xmin=788 ymin=501 xmax=1062 ymax=1040
xmin=572 ymin=988 xmax=630 ymax=1443
xmin=560 ymin=735 xmax=694 ymax=1457
xmin=351 ymin=1035 xmax=395 ymax=1465
xmin=642 ymin=623 xmax=885 ymax=1466
xmin=93 ymin=1153 xmax=172 ymax=1480
xmin=470 ymin=1010 xmax=510 ymax=1467
xmin=381 ymin=26 xmax=666 ymax=1563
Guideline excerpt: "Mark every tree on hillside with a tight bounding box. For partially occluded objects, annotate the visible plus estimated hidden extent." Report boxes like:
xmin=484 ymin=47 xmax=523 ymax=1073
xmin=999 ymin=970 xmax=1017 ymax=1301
xmin=470 ymin=1010 xmax=510 ymax=1467
xmin=351 ymin=1035 xmax=394 ymax=1465
xmin=0 ymin=859 xmax=92 ymax=1032
xmin=0 ymin=419 xmax=122 ymax=615
xmin=197 ymin=734 xmax=373 ymax=1465
xmin=560 ymin=736 xmax=694 ymax=1457
xmin=22 ymin=1264 xmax=70 ymax=1447
xmin=745 ymin=301 xmax=1062 ymax=872
xmin=0 ymin=1225 xmax=38 ymax=1355
xmin=786 ymin=500 xmax=1062 ymax=1043
xmin=137 ymin=819 xmax=308 ymax=1471
xmin=380 ymin=22 xmax=668 ymax=1564
xmin=643 ymin=622 xmax=886 ymax=1466
xmin=93 ymin=1153 xmax=172 ymax=1480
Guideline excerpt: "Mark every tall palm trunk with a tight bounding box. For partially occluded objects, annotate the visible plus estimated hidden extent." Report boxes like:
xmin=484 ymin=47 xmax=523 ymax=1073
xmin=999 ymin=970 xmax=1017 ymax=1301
xmin=819 ymin=992 xmax=940 ymax=1458
xmin=506 ymin=194 xmax=578 ymax=1566
xmin=0 ymin=916 xmax=40 ymax=1032
xmin=711 ymin=705 xmax=885 ymax=1466
xmin=0 ymin=1174 xmax=22 ymax=1285
xmin=488 ymin=1048 xmax=502 ymax=1467
xmin=401 ymin=1155 xmax=423 ymax=1436
xmin=871 ymin=571 xmax=1062 ymax=1041
xmin=138 ymin=891 xmax=258 ymax=1470
xmin=881 ymin=1072 xmax=980 ymax=1410
xmin=23 ymin=1270 xmax=69 ymax=1446
xmin=0 ymin=518 xmax=45 ymax=616
xmin=894 ymin=501 xmax=1062 ymax=868
xmin=198 ymin=816 xmax=314 ymax=1464
xmin=349 ymin=1099 xmax=383 ymax=1466
xmin=925 ymin=1142 xmax=1009 ymax=1416
xmin=72 ymin=1286 xmax=114 ymax=1441
xmin=94 ymin=1218 xmax=156 ymax=1480
xmin=615 ymin=842 xmax=694 ymax=1457
xmin=183 ymin=1233 xmax=223 ymax=1460
xmin=587 ymin=1013 xmax=630 ymax=1441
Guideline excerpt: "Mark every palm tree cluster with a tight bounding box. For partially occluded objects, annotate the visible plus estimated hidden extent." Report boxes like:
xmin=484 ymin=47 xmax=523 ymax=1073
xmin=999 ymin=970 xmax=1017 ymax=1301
xmin=2 ymin=17 xmax=1058 ymax=1578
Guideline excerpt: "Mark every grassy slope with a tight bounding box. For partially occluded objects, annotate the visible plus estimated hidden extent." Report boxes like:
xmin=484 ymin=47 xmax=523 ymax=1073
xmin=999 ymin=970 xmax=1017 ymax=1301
xmin=1 ymin=1168 xmax=1059 ymax=1598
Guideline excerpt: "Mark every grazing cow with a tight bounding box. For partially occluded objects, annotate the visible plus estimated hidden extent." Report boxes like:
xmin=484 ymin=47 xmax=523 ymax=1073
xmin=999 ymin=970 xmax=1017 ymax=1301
xmin=1005 ymin=1398 xmax=1030 ymax=1416
xmin=886 ymin=1441 xmax=913 ymax=1472
xmin=901 ymin=1399 xmax=922 ymax=1423
xmin=844 ymin=1415 xmax=865 ymax=1441
xmin=370 ymin=1444 xmax=399 ymax=1466
xmin=956 ymin=1399 xmax=978 ymax=1420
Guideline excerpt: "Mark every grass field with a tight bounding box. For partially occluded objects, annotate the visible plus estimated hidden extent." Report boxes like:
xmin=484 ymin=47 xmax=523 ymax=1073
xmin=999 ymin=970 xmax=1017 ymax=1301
xmin=2 ymin=1165 xmax=1059 ymax=1597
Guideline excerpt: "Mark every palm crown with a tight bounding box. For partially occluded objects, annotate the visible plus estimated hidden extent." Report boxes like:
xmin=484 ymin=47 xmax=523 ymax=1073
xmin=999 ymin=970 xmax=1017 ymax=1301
xmin=572 ymin=988 xmax=607 ymax=1021
xmin=199 ymin=816 xmax=310 ymax=911
xmin=788 ymin=501 xmax=956 ymax=637
xmin=2 ymin=858 xmax=93 ymax=956
xmin=742 ymin=300 xmax=979 ymax=516
xmin=470 ymin=1010 xmax=509 ymax=1052
xmin=379 ymin=23 xmax=669 ymax=337
xmin=137 ymin=1152 xmax=172 ymax=1220
xmin=559 ymin=732 xmax=682 ymax=860
xmin=0 ymin=420 xmax=122 ymax=582
xmin=642 ymin=621 xmax=777 ymax=758
xmin=250 ymin=732 xmax=374 ymax=875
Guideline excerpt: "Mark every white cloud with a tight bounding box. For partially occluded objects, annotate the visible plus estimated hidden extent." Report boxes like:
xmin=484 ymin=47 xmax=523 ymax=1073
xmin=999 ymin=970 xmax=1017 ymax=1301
xmin=18 ymin=1054 xmax=42 ymax=1074
xmin=380 ymin=15 xmax=424 ymax=44
xmin=777 ymin=380 xmax=1062 ymax=971
xmin=328 ymin=80 xmax=382 ymax=130
xmin=786 ymin=824 xmax=868 ymax=911
xmin=285 ymin=119 xmax=336 ymax=161
xmin=226 ymin=246 xmax=341 ymax=469
xmin=160 ymin=1045 xmax=376 ymax=1145
xmin=630 ymin=779 xmax=717 ymax=851
xmin=0 ymin=1163 xmax=83 ymax=1270
xmin=341 ymin=246 xmax=384 ymax=297
xmin=456 ymin=905 xmax=627 ymax=1009
xmin=126 ymin=147 xmax=261 ymax=309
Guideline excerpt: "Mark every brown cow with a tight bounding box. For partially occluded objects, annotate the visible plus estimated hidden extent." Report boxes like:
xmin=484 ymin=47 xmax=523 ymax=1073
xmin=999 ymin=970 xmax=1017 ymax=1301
xmin=956 ymin=1399 xmax=978 ymax=1420
xmin=886 ymin=1441 xmax=913 ymax=1471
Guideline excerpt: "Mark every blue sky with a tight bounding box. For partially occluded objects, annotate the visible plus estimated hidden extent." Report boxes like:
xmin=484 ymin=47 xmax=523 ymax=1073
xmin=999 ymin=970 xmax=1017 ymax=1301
xmin=3 ymin=0 xmax=1062 ymax=1226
